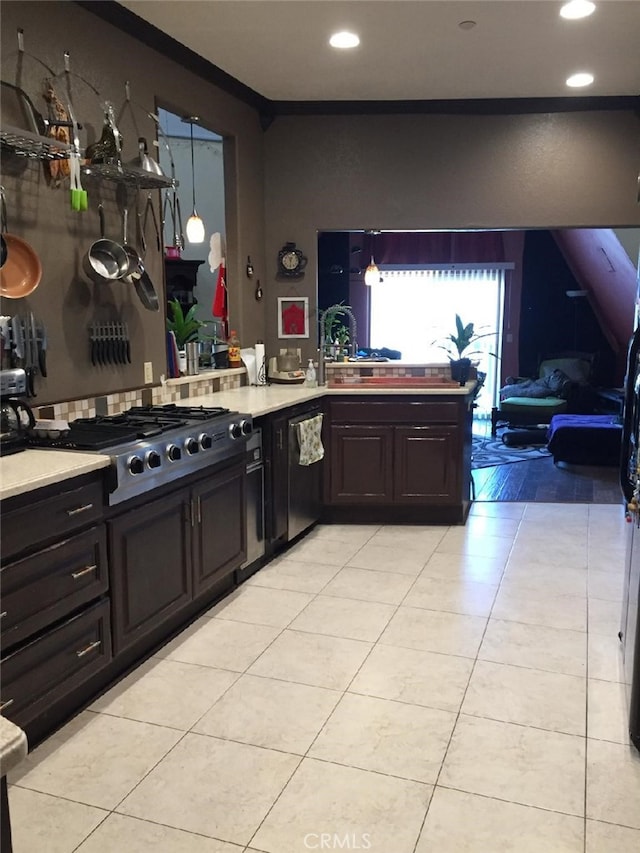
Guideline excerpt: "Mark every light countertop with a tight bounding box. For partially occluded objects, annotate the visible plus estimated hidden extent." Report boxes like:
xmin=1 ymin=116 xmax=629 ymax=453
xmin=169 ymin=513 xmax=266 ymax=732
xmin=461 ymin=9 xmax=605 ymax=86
xmin=0 ymin=383 xmax=475 ymax=501
xmin=0 ymin=716 xmax=27 ymax=777
xmin=1 ymin=450 xmax=110 ymax=502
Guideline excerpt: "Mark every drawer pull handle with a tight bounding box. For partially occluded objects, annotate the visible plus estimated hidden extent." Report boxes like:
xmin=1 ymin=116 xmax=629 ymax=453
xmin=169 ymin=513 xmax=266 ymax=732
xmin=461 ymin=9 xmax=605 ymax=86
xmin=76 ymin=640 xmax=101 ymax=658
xmin=71 ymin=565 xmax=97 ymax=580
xmin=66 ymin=503 xmax=94 ymax=517
xmin=0 ymin=699 xmax=14 ymax=712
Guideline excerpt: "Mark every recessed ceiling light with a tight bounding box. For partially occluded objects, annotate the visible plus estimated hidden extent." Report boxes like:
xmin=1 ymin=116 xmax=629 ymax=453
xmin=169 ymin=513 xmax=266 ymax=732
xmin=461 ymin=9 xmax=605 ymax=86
xmin=560 ymin=1 xmax=596 ymax=20
xmin=329 ymin=31 xmax=360 ymax=49
xmin=566 ymin=71 xmax=595 ymax=87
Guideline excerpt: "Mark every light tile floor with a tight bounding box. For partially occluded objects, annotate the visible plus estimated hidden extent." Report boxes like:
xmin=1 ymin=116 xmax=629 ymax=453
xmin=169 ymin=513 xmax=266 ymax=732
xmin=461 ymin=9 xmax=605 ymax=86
xmin=8 ymin=502 xmax=640 ymax=853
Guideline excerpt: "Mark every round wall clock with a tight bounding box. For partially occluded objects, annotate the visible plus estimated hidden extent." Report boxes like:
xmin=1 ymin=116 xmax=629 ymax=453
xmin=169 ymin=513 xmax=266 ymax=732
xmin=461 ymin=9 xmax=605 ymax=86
xmin=277 ymin=242 xmax=308 ymax=277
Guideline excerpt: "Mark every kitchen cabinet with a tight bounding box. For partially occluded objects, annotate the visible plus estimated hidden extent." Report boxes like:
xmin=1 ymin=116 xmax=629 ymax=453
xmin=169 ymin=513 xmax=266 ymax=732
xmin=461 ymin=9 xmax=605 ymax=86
xmin=109 ymin=460 xmax=246 ymax=653
xmin=0 ymin=472 xmax=112 ymax=732
xmin=324 ymin=396 xmax=472 ymax=523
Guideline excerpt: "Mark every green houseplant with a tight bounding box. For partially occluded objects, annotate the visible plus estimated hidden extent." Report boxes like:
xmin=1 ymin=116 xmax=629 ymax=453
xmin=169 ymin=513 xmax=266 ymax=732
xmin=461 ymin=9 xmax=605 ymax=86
xmin=433 ymin=314 xmax=496 ymax=384
xmin=166 ymin=299 xmax=203 ymax=348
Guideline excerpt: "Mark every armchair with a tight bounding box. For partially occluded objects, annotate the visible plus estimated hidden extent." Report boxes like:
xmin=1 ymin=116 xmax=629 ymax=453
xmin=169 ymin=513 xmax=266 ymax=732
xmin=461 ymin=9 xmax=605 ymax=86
xmin=491 ymin=352 xmax=596 ymax=437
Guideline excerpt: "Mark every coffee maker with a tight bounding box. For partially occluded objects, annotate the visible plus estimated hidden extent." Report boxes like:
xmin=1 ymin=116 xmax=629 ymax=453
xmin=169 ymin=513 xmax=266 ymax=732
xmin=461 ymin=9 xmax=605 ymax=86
xmin=0 ymin=368 xmax=36 ymax=455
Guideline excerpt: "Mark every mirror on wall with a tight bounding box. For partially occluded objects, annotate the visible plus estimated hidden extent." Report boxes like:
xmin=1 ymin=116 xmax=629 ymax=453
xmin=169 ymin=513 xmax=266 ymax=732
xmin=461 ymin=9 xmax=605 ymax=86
xmin=157 ymin=109 xmax=226 ymax=323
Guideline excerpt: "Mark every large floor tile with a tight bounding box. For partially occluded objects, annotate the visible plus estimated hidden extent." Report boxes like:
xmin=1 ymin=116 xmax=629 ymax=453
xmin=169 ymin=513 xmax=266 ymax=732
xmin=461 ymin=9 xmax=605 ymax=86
xmin=435 ymin=529 xmax=513 ymax=560
xmin=501 ymin=564 xmax=588 ymax=598
xmin=247 ymin=628 xmax=372 ymax=690
xmin=588 ymin=596 xmax=623 ymax=637
xmin=246 ymin=558 xmax=341 ymax=593
xmin=321 ymin=566 xmax=415 ymax=604
xmin=586 ymin=819 xmax=640 ymax=853
xmin=347 ymin=542 xmax=429 ymax=575
xmin=207 ymin=586 xmax=313 ymax=628
xmin=76 ymin=813 xmax=243 ymax=853
xmin=286 ymin=536 xmax=362 ymax=566
xmin=587 ymin=738 xmax=640 ymax=828
xmin=479 ymin=619 xmax=586 ymax=677
xmin=462 ymin=513 xmax=521 ymax=539
xmin=416 ymin=787 xmax=584 ymax=853
xmin=8 ymin=787 xmax=108 ymax=853
xmin=461 ymin=660 xmax=586 ymax=735
xmin=439 ymin=714 xmax=586 ymax=816
xmin=369 ymin=525 xmax=446 ymax=553
xmin=192 ymin=674 xmax=340 ymax=753
xmin=588 ymin=632 xmax=626 ymax=682
xmin=379 ymin=606 xmax=487 ymax=658
xmin=309 ymin=692 xmax=455 ymax=783
xmin=403 ymin=576 xmax=498 ymax=617
xmin=491 ymin=588 xmax=587 ymax=632
xmin=349 ymin=643 xmax=473 ymax=713
xmin=587 ymin=545 xmax=627 ymax=573
xmin=523 ymin=503 xmax=589 ymax=524
xmin=587 ymin=678 xmax=630 ymax=744
xmin=117 ymin=733 xmax=299 ymax=846
xmin=420 ymin=551 xmax=506 ymax=585
xmin=470 ymin=501 xmax=526 ymax=519
xmin=250 ymin=757 xmax=432 ymax=853
xmin=508 ymin=541 xmax=588 ymax=570
xmin=588 ymin=568 xmax=625 ymax=602
xmin=307 ymin=523 xmax=381 ymax=546
xmin=90 ymin=658 xmax=238 ymax=730
xmin=288 ymin=593 xmax=395 ymax=641
xmin=10 ymin=711 xmax=182 ymax=810
xmin=156 ymin=616 xmax=280 ymax=672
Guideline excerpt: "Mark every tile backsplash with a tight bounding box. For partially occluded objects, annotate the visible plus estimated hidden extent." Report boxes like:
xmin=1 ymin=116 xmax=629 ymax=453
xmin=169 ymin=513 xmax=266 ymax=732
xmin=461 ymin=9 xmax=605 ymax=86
xmin=36 ymin=369 xmax=246 ymax=422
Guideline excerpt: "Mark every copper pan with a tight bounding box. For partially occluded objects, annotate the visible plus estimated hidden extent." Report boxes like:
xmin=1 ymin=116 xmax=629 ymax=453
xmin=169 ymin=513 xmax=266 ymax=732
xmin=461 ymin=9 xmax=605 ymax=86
xmin=0 ymin=187 xmax=42 ymax=299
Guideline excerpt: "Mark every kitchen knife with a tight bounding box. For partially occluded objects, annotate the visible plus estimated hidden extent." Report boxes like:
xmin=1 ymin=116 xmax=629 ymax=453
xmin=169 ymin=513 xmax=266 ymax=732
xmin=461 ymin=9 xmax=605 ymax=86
xmin=37 ymin=318 xmax=48 ymax=376
xmin=90 ymin=323 xmax=96 ymax=366
xmin=11 ymin=315 xmax=24 ymax=362
xmin=29 ymin=312 xmax=39 ymax=383
xmin=124 ymin=322 xmax=131 ymax=364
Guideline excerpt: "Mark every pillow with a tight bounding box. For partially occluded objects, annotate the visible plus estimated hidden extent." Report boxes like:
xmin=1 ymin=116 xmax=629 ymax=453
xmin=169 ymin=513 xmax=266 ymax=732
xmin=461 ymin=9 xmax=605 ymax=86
xmin=539 ymin=357 xmax=591 ymax=385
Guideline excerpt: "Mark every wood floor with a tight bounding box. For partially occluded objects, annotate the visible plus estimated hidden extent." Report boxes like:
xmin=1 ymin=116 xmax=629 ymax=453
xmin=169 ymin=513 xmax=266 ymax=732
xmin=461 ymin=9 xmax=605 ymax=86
xmin=471 ymin=456 xmax=622 ymax=503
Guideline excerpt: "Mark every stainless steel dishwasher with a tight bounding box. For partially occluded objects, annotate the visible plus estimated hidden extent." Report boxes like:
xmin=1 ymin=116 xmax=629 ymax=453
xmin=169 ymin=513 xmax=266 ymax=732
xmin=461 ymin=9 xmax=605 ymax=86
xmin=288 ymin=408 xmax=323 ymax=541
xmin=238 ymin=427 xmax=265 ymax=579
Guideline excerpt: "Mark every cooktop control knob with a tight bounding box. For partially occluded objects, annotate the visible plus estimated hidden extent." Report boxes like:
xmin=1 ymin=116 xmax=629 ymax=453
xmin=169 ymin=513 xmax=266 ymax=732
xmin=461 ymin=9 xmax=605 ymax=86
xmin=128 ymin=455 xmax=144 ymax=475
xmin=166 ymin=444 xmax=181 ymax=462
xmin=229 ymin=422 xmax=243 ymax=440
xmin=240 ymin=419 xmax=252 ymax=436
xmin=146 ymin=450 xmax=162 ymax=469
xmin=185 ymin=437 xmax=199 ymax=455
xmin=199 ymin=433 xmax=213 ymax=450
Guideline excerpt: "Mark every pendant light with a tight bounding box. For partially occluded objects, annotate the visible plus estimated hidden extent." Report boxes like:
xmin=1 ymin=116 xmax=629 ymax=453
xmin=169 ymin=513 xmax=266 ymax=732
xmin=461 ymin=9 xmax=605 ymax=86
xmin=183 ymin=116 xmax=205 ymax=244
xmin=364 ymin=230 xmax=380 ymax=286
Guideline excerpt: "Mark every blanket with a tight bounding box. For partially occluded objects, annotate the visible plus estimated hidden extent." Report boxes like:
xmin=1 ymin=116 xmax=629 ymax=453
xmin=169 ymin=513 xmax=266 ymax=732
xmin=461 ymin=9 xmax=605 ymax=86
xmin=500 ymin=368 xmax=571 ymax=400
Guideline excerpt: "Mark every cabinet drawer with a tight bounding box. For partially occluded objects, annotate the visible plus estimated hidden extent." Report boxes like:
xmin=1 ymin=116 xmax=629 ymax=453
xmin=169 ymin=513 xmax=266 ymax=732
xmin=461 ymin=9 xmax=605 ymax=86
xmin=1 ymin=526 xmax=108 ymax=650
xmin=329 ymin=400 xmax=460 ymax=424
xmin=2 ymin=478 xmax=104 ymax=560
xmin=0 ymin=599 xmax=112 ymax=728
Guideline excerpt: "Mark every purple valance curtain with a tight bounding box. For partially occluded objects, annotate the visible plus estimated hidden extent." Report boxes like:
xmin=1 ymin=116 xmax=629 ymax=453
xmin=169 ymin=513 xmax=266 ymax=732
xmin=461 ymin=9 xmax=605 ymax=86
xmin=365 ymin=231 xmax=506 ymax=265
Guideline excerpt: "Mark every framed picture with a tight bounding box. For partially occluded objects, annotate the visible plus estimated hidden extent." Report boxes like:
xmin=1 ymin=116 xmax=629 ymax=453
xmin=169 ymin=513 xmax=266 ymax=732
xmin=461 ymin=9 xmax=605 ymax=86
xmin=277 ymin=297 xmax=309 ymax=338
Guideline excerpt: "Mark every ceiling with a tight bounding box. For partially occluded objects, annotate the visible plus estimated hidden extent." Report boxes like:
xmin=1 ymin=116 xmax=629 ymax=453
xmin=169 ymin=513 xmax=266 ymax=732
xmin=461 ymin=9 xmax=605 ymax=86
xmin=118 ymin=0 xmax=640 ymax=103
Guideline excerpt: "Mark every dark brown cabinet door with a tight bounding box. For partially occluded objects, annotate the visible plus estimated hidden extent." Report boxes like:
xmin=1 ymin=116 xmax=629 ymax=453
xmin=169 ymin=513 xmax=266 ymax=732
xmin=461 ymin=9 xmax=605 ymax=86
xmin=394 ymin=426 xmax=459 ymax=503
xmin=329 ymin=425 xmax=393 ymax=503
xmin=192 ymin=462 xmax=246 ymax=596
xmin=109 ymin=488 xmax=192 ymax=654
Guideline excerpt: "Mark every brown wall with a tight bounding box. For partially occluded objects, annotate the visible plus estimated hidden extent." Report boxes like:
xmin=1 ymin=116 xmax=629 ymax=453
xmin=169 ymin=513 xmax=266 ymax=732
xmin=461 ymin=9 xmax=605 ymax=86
xmin=264 ymin=112 xmax=640 ymax=360
xmin=0 ymin=1 xmax=267 ymax=405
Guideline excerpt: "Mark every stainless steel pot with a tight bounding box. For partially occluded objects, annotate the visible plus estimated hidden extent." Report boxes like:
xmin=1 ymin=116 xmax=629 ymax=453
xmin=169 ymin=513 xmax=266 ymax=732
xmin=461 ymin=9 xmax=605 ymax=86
xmin=83 ymin=204 xmax=129 ymax=283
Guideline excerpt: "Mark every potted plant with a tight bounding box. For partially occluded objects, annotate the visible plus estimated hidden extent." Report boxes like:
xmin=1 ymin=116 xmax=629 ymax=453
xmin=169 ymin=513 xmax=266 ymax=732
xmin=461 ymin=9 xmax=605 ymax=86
xmin=433 ymin=314 xmax=496 ymax=384
xmin=166 ymin=299 xmax=203 ymax=348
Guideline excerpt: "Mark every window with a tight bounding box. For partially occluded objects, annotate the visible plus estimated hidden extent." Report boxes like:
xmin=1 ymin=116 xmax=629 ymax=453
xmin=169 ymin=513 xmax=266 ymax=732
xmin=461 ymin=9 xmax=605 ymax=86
xmin=369 ymin=266 xmax=505 ymax=416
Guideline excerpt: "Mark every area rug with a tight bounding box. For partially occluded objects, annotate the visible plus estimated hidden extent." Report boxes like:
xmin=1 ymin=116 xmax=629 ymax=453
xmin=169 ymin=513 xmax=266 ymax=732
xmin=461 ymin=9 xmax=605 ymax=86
xmin=472 ymin=435 xmax=552 ymax=469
